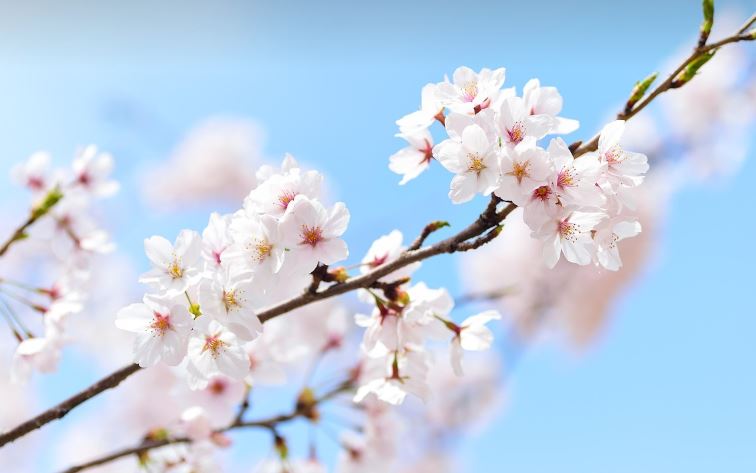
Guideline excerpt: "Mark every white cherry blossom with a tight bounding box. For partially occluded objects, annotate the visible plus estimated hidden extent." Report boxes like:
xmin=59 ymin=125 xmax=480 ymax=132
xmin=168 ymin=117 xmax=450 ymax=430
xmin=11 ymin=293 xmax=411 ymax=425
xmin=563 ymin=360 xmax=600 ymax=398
xmin=448 ymin=310 xmax=501 ymax=376
xmin=389 ymin=128 xmax=434 ymax=185
xmin=532 ymin=209 xmax=605 ymax=268
xmin=522 ymin=78 xmax=580 ymax=134
xmin=186 ymin=318 xmax=249 ymax=388
xmin=433 ymin=123 xmax=500 ymax=204
xmin=139 ymin=230 xmax=203 ymax=296
xmin=279 ymin=195 xmax=350 ymax=273
xmin=436 ymin=66 xmax=506 ymax=115
xmin=115 ymin=296 xmax=193 ymax=367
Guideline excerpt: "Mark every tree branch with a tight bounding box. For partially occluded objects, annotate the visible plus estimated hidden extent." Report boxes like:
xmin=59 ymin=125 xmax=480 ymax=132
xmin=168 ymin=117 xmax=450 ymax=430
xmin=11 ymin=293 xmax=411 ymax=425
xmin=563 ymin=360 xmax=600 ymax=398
xmin=0 ymin=197 xmax=515 ymax=449
xmin=571 ymin=26 xmax=755 ymax=158
xmin=60 ymin=382 xmax=353 ymax=473
xmin=0 ymin=363 xmax=142 ymax=448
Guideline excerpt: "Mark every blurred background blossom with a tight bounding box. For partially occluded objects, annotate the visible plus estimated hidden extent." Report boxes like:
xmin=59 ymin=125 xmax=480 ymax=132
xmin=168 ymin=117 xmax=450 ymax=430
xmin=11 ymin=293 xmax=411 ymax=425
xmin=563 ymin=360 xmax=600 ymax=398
xmin=0 ymin=1 xmax=753 ymax=472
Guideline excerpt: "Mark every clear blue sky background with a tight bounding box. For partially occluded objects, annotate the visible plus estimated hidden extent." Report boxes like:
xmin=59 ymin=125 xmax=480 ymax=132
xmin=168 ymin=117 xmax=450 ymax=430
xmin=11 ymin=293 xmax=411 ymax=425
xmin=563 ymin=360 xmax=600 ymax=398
xmin=0 ymin=0 xmax=754 ymax=471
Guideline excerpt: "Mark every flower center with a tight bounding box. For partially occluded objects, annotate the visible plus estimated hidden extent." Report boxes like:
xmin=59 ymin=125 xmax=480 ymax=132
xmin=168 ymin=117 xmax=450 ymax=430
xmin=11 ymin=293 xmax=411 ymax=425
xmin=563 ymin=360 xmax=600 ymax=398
xmin=278 ymin=191 xmax=298 ymax=209
xmin=507 ymin=160 xmax=530 ymax=184
xmin=247 ymin=238 xmax=272 ymax=263
xmin=370 ymin=253 xmax=388 ymax=268
xmin=150 ymin=312 xmax=172 ymax=335
xmin=558 ymin=220 xmax=580 ymax=243
xmin=461 ymin=81 xmax=478 ymax=102
xmin=604 ymin=145 xmax=624 ymax=165
xmin=531 ymin=185 xmax=552 ymax=202
xmin=506 ymin=122 xmax=525 ymax=144
xmin=168 ymin=259 xmax=184 ymax=279
xmin=467 ymin=153 xmax=486 ymax=174
xmin=557 ymin=168 xmax=575 ymax=188
xmin=202 ymin=335 xmax=226 ymax=357
xmin=223 ymin=289 xmax=240 ymax=311
xmin=300 ymin=225 xmax=323 ymax=247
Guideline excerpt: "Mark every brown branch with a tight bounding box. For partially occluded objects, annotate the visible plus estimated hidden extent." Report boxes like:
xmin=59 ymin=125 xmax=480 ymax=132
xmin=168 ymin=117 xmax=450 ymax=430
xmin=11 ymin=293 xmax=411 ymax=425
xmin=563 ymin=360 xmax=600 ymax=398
xmin=0 ymin=363 xmax=142 ymax=448
xmin=60 ymin=382 xmax=353 ymax=473
xmin=571 ymin=26 xmax=755 ymax=158
xmin=0 ymin=197 xmax=516 ymax=449
xmin=455 ymin=287 xmax=514 ymax=307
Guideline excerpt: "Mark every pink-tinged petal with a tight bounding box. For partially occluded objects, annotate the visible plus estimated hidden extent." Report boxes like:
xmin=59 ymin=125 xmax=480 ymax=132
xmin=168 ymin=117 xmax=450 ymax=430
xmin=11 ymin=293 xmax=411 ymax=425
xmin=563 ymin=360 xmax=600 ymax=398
xmin=598 ymin=245 xmax=622 ymax=271
xmin=450 ymin=338 xmax=464 ymax=376
xmin=317 ymin=238 xmax=349 ymax=265
xmin=324 ymin=202 xmax=350 ymax=238
xmin=445 ymin=113 xmax=476 ymax=141
xmin=144 ymin=236 xmax=174 ymax=267
xmin=175 ymin=229 xmax=202 ymax=262
xmin=461 ymin=310 xmax=501 ymax=328
xmin=462 ymin=125 xmax=490 ymax=155
xmin=614 ymin=220 xmax=642 ymax=239
xmin=460 ymin=325 xmax=494 ymax=351
xmin=553 ymin=117 xmax=580 ymax=134
xmin=449 ymin=174 xmax=477 ymax=204
xmin=524 ymin=114 xmax=554 ymax=139
xmin=598 ymin=120 xmax=625 ymax=152
xmin=543 ymin=234 xmax=561 ymax=269
xmin=115 ymin=303 xmax=152 ymax=332
xmin=562 ymin=238 xmax=593 ymax=266
xmin=433 ymin=140 xmax=467 ymax=174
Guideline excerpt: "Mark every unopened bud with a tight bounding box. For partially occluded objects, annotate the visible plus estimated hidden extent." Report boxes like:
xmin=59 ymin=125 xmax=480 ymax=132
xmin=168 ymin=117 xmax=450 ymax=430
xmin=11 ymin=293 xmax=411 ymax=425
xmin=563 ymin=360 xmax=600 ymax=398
xmin=626 ymin=72 xmax=658 ymax=111
xmin=274 ymin=434 xmax=289 ymax=460
xmin=699 ymin=0 xmax=714 ymax=47
xmin=189 ymin=303 xmax=202 ymax=318
xmin=330 ymin=266 xmax=349 ymax=283
xmin=32 ymin=187 xmax=63 ymax=219
xmin=673 ymin=52 xmax=714 ymax=87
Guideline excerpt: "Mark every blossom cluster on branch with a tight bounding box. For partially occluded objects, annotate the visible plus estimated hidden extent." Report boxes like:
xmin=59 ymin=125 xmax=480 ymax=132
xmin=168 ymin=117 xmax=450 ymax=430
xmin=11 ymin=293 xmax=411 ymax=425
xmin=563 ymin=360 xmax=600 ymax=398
xmin=3 ymin=147 xmax=117 ymax=382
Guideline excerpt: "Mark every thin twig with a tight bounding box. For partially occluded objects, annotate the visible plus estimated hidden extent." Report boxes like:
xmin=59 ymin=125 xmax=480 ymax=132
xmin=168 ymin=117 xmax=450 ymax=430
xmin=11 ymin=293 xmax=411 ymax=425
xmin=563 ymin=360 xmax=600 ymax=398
xmin=0 ymin=364 xmax=142 ymax=448
xmin=571 ymin=27 xmax=755 ymax=158
xmin=60 ymin=382 xmax=353 ymax=473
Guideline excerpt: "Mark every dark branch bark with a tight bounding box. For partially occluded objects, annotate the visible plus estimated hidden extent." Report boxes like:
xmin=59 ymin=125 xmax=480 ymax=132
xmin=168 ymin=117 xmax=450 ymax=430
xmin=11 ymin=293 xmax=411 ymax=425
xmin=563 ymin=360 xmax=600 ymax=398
xmin=0 ymin=363 xmax=142 ymax=448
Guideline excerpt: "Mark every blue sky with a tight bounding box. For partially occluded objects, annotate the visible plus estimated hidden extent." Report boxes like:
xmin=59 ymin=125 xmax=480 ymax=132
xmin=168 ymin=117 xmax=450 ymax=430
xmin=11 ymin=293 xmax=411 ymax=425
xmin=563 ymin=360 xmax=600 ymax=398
xmin=0 ymin=0 xmax=754 ymax=471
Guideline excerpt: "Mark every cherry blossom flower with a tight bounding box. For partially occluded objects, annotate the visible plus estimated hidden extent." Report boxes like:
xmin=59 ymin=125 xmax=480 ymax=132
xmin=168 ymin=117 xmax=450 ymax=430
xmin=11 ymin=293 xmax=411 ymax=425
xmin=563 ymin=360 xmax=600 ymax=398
xmin=360 ymin=230 xmax=419 ymax=282
xmin=115 ymin=296 xmax=193 ymax=367
xmin=279 ymin=195 xmax=350 ymax=273
xmin=11 ymin=151 xmax=53 ymax=194
xmin=547 ymin=137 xmax=604 ymax=207
xmin=389 ymin=128 xmax=434 ymax=185
xmin=197 ymin=268 xmax=262 ymax=341
xmin=532 ymin=208 xmax=605 ymax=268
xmin=437 ymin=66 xmax=506 ymax=115
xmin=494 ymin=138 xmax=551 ymax=205
xmin=433 ymin=123 xmax=500 ymax=204
xmin=10 ymin=322 xmax=63 ymax=383
xmin=396 ymin=83 xmax=443 ymax=134
xmin=354 ymin=349 xmax=430 ymax=405
xmin=70 ymin=145 xmax=119 ymax=197
xmin=448 ymin=310 xmax=501 ymax=376
xmin=522 ymin=78 xmax=580 ymax=134
xmin=139 ymin=230 xmax=203 ymax=296
xmin=201 ymin=213 xmax=232 ymax=269
xmin=186 ymin=318 xmax=249 ymax=389
xmin=244 ymin=167 xmax=323 ymax=218
xmin=496 ymin=96 xmax=554 ymax=148
xmin=225 ymin=211 xmax=285 ymax=274
xmin=593 ymin=217 xmax=642 ymax=271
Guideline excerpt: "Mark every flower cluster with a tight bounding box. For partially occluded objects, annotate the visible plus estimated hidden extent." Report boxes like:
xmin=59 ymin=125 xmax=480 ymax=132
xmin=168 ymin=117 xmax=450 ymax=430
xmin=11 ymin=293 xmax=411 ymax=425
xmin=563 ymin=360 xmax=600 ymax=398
xmin=117 ymin=155 xmax=351 ymax=389
xmin=4 ymin=146 xmax=118 ymax=381
xmin=391 ymin=66 xmax=649 ymax=270
xmin=352 ymin=231 xmax=500 ymax=405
